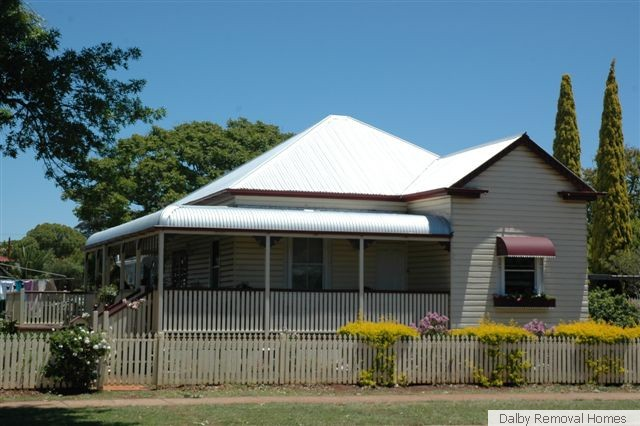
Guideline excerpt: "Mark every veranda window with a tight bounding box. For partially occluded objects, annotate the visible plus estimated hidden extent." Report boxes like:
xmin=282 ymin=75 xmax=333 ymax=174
xmin=291 ymin=238 xmax=323 ymax=290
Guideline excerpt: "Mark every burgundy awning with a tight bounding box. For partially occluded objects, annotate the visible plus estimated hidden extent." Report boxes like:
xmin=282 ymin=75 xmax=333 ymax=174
xmin=496 ymin=236 xmax=556 ymax=257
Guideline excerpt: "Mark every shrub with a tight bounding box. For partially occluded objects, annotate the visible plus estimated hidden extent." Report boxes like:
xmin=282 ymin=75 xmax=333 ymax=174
xmin=338 ymin=320 xmax=419 ymax=347
xmin=43 ymin=326 xmax=110 ymax=391
xmin=588 ymin=287 xmax=640 ymax=327
xmin=452 ymin=320 xmax=533 ymax=387
xmin=97 ymin=283 xmax=119 ymax=306
xmin=0 ymin=318 xmax=17 ymax=334
xmin=552 ymin=320 xmax=629 ymax=344
xmin=450 ymin=320 xmax=534 ymax=345
xmin=411 ymin=312 xmax=449 ymax=336
xmin=338 ymin=320 xmax=418 ymax=386
xmin=523 ymin=319 xmax=552 ymax=337
xmin=624 ymin=326 xmax=640 ymax=340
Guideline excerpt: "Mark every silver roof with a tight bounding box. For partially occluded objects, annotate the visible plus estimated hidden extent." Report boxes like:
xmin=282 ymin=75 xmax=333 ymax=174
xmin=402 ymin=135 xmax=522 ymax=194
xmin=176 ymin=115 xmax=440 ymax=204
xmin=86 ymin=206 xmax=451 ymax=247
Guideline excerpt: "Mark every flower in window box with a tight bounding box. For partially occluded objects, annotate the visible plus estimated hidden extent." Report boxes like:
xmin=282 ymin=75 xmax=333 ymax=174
xmin=493 ymin=293 xmax=556 ymax=307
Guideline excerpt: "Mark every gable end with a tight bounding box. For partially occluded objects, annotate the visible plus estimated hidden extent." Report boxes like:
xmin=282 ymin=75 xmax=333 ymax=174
xmin=450 ymin=134 xmax=595 ymax=194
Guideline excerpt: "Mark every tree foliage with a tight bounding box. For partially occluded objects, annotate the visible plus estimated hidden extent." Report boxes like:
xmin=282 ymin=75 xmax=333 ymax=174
xmin=553 ymin=74 xmax=581 ymax=175
xmin=5 ymin=223 xmax=85 ymax=287
xmin=0 ymin=0 xmax=163 ymax=185
xmin=63 ymin=119 xmax=294 ymax=234
xmin=590 ymin=60 xmax=633 ymax=272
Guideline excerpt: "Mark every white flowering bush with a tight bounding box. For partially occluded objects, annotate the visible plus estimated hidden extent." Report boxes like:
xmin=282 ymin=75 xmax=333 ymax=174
xmin=43 ymin=326 xmax=110 ymax=391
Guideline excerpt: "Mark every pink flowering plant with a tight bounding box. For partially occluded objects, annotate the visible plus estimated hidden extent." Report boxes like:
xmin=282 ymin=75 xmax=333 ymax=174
xmin=411 ymin=312 xmax=450 ymax=336
xmin=43 ymin=326 xmax=110 ymax=391
xmin=523 ymin=319 xmax=552 ymax=337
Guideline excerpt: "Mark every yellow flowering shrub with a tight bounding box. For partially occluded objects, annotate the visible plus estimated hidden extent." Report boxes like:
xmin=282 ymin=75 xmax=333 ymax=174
xmin=552 ymin=320 xmax=630 ymax=344
xmin=623 ymin=326 xmax=640 ymax=340
xmin=450 ymin=320 xmax=534 ymax=345
xmin=338 ymin=320 xmax=418 ymax=386
xmin=338 ymin=320 xmax=419 ymax=347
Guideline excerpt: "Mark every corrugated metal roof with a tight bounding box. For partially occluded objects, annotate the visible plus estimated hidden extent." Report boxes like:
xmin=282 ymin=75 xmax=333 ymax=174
xmin=402 ymin=135 xmax=522 ymax=195
xmin=86 ymin=206 xmax=451 ymax=247
xmin=175 ymin=115 xmax=439 ymax=204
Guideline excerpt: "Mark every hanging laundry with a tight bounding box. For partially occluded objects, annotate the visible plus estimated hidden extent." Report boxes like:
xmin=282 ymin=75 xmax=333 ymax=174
xmin=45 ymin=279 xmax=57 ymax=291
xmin=14 ymin=280 xmax=23 ymax=291
xmin=0 ymin=280 xmax=14 ymax=300
xmin=37 ymin=279 xmax=47 ymax=292
xmin=23 ymin=280 xmax=35 ymax=291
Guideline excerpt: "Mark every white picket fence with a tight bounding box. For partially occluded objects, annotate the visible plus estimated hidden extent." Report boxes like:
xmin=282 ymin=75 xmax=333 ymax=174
xmin=5 ymin=290 xmax=94 ymax=326
xmin=1 ymin=333 xmax=639 ymax=389
xmin=161 ymin=290 xmax=449 ymax=333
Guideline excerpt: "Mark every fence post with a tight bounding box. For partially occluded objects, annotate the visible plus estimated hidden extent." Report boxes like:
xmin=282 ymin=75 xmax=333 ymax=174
xmin=19 ymin=288 xmax=26 ymax=325
xmin=92 ymin=310 xmax=99 ymax=332
xmin=155 ymin=332 xmax=165 ymax=387
xmin=96 ymin=310 xmax=110 ymax=391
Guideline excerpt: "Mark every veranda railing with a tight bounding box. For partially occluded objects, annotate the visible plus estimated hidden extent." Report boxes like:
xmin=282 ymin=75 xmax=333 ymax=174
xmin=4 ymin=290 xmax=94 ymax=326
xmin=161 ymin=289 xmax=449 ymax=333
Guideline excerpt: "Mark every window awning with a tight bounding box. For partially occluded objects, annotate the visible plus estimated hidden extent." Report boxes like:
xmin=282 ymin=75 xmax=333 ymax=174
xmin=496 ymin=236 xmax=556 ymax=258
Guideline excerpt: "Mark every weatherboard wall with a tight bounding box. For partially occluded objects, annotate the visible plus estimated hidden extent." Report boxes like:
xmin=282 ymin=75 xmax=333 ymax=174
xmin=448 ymin=145 xmax=589 ymax=328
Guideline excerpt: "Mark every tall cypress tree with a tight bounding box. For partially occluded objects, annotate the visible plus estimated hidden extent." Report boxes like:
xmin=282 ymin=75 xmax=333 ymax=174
xmin=591 ymin=60 xmax=633 ymax=272
xmin=553 ymin=74 xmax=581 ymax=175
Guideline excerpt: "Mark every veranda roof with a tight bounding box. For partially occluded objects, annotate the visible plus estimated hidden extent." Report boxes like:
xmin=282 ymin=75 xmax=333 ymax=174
xmin=85 ymin=206 xmax=452 ymax=248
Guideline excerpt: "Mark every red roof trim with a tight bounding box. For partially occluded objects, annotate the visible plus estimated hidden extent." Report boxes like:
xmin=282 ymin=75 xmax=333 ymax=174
xmin=496 ymin=236 xmax=556 ymax=257
xmin=189 ymin=187 xmax=489 ymax=204
xmin=403 ymin=188 xmax=488 ymax=201
xmin=452 ymin=134 xmax=595 ymax=193
xmin=558 ymin=191 xmax=605 ymax=202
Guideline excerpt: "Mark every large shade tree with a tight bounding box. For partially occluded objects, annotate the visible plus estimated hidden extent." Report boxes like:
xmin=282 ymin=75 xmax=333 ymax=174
xmin=0 ymin=0 xmax=163 ymax=186
xmin=590 ymin=60 xmax=633 ymax=272
xmin=552 ymin=74 xmax=581 ymax=175
xmin=4 ymin=224 xmax=86 ymax=288
xmin=64 ymin=119 xmax=294 ymax=235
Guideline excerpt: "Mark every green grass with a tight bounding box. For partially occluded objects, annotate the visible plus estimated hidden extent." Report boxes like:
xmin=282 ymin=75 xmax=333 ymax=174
xmin=1 ymin=400 xmax=639 ymax=425
xmin=1 ymin=383 xmax=640 ymax=403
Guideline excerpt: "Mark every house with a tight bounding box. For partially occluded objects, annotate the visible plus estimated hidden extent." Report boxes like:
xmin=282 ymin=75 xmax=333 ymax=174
xmin=83 ymin=115 xmax=597 ymax=332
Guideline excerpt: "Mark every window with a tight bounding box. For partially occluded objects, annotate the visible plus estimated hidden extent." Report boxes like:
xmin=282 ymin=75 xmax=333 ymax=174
xmin=291 ymin=238 xmax=323 ymax=290
xmin=501 ymin=257 xmax=542 ymax=295
xmin=210 ymin=241 xmax=220 ymax=289
xmin=171 ymin=250 xmax=188 ymax=288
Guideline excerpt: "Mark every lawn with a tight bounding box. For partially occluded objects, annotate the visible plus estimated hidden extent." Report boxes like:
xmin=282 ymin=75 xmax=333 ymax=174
xmin=1 ymin=383 xmax=639 ymax=403
xmin=1 ymin=400 xmax=639 ymax=425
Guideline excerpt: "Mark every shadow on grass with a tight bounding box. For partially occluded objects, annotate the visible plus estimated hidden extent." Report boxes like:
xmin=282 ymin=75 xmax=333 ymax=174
xmin=0 ymin=407 xmax=136 ymax=426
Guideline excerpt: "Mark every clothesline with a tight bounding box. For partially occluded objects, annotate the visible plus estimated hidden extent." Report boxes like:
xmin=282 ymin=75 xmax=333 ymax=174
xmin=0 ymin=262 xmax=69 ymax=278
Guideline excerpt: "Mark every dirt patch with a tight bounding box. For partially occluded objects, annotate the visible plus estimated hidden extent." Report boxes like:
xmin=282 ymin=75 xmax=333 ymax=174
xmin=102 ymin=385 xmax=149 ymax=391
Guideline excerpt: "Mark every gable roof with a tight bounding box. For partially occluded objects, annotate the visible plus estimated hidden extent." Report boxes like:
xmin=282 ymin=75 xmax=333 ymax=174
xmin=401 ymin=135 xmax=522 ymax=195
xmin=175 ymin=116 xmax=595 ymax=204
xmin=176 ymin=115 xmax=439 ymax=204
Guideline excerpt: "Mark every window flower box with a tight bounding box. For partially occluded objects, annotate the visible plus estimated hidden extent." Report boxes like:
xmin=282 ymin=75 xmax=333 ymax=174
xmin=493 ymin=294 xmax=556 ymax=308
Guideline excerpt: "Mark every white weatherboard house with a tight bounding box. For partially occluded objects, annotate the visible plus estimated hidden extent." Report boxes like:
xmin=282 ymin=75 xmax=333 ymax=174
xmin=84 ymin=115 xmax=597 ymax=332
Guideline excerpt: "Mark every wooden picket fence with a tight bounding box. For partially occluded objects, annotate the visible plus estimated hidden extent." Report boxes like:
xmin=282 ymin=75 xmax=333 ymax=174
xmin=5 ymin=290 xmax=94 ymax=326
xmin=1 ymin=332 xmax=639 ymax=389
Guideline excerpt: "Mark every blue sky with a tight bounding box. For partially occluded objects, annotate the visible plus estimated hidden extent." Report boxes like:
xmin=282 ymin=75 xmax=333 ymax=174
xmin=1 ymin=0 xmax=638 ymax=240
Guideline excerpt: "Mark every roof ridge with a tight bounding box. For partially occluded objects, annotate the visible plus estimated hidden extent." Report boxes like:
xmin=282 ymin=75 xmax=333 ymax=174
xmin=346 ymin=116 xmax=440 ymax=159
xmin=232 ymin=115 xmax=338 ymax=187
xmin=439 ymin=133 xmax=523 ymax=159
xmin=400 ymin=133 xmax=524 ymax=195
